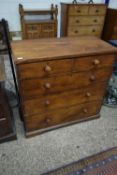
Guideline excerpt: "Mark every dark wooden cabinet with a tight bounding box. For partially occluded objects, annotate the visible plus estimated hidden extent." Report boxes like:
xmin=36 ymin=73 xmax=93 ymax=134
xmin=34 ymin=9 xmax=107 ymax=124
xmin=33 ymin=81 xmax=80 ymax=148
xmin=102 ymin=8 xmax=117 ymax=41
xmin=11 ymin=36 xmax=117 ymax=137
xmin=0 ymin=83 xmax=16 ymax=143
xmin=61 ymin=3 xmax=107 ymax=37
xmin=19 ymin=4 xmax=58 ymax=39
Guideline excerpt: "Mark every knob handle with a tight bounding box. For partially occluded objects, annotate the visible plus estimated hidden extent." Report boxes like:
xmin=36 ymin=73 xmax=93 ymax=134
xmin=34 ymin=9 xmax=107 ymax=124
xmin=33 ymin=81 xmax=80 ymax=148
xmin=96 ymin=9 xmax=99 ymax=13
xmin=77 ymin=10 xmax=81 ymax=13
xmin=86 ymin=92 xmax=91 ymax=97
xmin=75 ymin=30 xmax=78 ymax=33
xmin=45 ymin=100 xmax=50 ymax=106
xmin=44 ymin=65 xmax=51 ymax=72
xmin=83 ymin=108 xmax=88 ymax=113
xmin=76 ymin=20 xmax=79 ymax=23
xmin=90 ymin=75 xmax=96 ymax=81
xmin=45 ymin=118 xmax=51 ymax=124
xmin=92 ymin=29 xmax=96 ymax=33
xmin=94 ymin=19 xmax=97 ymax=23
xmin=93 ymin=59 xmax=100 ymax=65
xmin=44 ymin=83 xmax=51 ymax=89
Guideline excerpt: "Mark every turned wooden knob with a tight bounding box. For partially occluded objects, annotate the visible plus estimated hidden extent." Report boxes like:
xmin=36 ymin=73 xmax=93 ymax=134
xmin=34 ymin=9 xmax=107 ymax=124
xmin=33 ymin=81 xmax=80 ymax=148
xmin=93 ymin=59 xmax=100 ymax=65
xmin=75 ymin=30 xmax=78 ymax=33
xmin=90 ymin=75 xmax=96 ymax=81
xmin=45 ymin=100 xmax=50 ymax=106
xmin=83 ymin=108 xmax=88 ymax=113
xmin=45 ymin=118 xmax=51 ymax=124
xmin=76 ymin=20 xmax=80 ymax=23
xmin=96 ymin=9 xmax=99 ymax=13
xmin=86 ymin=92 xmax=91 ymax=97
xmin=94 ymin=19 xmax=97 ymax=23
xmin=44 ymin=65 xmax=51 ymax=72
xmin=92 ymin=29 xmax=96 ymax=33
xmin=77 ymin=10 xmax=81 ymax=13
xmin=44 ymin=83 xmax=51 ymax=89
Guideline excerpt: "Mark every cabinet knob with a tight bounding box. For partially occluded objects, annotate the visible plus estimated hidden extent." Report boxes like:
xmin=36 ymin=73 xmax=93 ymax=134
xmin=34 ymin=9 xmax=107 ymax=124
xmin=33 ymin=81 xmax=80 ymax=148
xmin=90 ymin=75 xmax=96 ymax=81
xmin=86 ymin=92 xmax=91 ymax=97
xmin=45 ymin=100 xmax=50 ymax=106
xmin=77 ymin=10 xmax=81 ymax=13
xmin=76 ymin=20 xmax=80 ymax=23
xmin=96 ymin=9 xmax=99 ymax=13
xmin=44 ymin=65 xmax=51 ymax=72
xmin=83 ymin=108 xmax=88 ymax=113
xmin=45 ymin=118 xmax=51 ymax=124
xmin=92 ymin=29 xmax=96 ymax=33
xmin=44 ymin=83 xmax=51 ymax=89
xmin=93 ymin=59 xmax=100 ymax=65
xmin=94 ymin=19 xmax=97 ymax=23
xmin=75 ymin=30 xmax=78 ymax=33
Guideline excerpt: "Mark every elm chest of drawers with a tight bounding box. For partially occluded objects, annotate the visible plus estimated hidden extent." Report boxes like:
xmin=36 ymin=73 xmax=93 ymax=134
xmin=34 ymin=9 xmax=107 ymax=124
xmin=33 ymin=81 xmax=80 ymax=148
xmin=61 ymin=3 xmax=107 ymax=37
xmin=11 ymin=37 xmax=117 ymax=137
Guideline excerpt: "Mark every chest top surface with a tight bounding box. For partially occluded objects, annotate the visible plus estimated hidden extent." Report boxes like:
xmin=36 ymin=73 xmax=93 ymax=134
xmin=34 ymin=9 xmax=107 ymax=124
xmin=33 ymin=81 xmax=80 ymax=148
xmin=11 ymin=36 xmax=117 ymax=64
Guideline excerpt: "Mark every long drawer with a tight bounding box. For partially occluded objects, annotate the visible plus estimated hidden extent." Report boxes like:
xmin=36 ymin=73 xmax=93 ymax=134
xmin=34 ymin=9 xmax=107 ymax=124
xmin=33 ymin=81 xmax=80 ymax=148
xmin=19 ymin=68 xmax=113 ymax=99
xmin=25 ymin=101 xmax=101 ymax=132
xmin=17 ymin=54 xmax=115 ymax=80
xmin=67 ymin=25 xmax=102 ymax=36
xmin=23 ymin=82 xmax=107 ymax=116
xmin=68 ymin=16 xmax=105 ymax=26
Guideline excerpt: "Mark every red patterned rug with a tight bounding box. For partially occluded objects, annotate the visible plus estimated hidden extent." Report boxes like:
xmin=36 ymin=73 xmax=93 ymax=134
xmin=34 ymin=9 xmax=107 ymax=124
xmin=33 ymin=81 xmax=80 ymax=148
xmin=43 ymin=147 xmax=117 ymax=175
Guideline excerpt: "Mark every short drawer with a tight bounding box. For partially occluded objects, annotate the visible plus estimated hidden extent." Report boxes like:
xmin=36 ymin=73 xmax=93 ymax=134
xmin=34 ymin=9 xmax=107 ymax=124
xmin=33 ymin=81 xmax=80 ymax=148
xmin=25 ymin=101 xmax=101 ymax=132
xmin=74 ymin=54 xmax=116 ymax=72
xmin=19 ymin=68 xmax=113 ymax=99
xmin=17 ymin=59 xmax=73 ymax=80
xmin=68 ymin=16 xmax=105 ymax=26
xmin=23 ymin=82 xmax=107 ymax=116
xmin=89 ymin=5 xmax=106 ymax=15
xmin=67 ymin=26 xmax=102 ymax=37
xmin=68 ymin=5 xmax=89 ymax=16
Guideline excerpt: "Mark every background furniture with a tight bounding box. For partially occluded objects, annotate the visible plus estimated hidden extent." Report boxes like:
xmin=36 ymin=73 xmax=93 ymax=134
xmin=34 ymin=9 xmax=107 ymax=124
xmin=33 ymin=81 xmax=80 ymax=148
xmin=60 ymin=3 xmax=107 ymax=37
xmin=11 ymin=37 xmax=117 ymax=137
xmin=19 ymin=4 xmax=58 ymax=39
xmin=102 ymin=8 xmax=117 ymax=41
xmin=0 ymin=19 xmax=17 ymax=143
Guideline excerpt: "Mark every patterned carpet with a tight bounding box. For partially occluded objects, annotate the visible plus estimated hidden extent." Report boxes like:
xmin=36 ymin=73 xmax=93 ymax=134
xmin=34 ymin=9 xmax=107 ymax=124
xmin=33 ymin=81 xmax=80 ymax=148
xmin=43 ymin=147 xmax=117 ymax=175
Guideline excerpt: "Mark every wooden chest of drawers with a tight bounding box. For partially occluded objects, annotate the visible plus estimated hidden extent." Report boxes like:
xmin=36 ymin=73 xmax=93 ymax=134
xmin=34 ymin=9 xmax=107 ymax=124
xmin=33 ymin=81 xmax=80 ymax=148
xmin=61 ymin=3 xmax=107 ymax=37
xmin=11 ymin=37 xmax=117 ymax=137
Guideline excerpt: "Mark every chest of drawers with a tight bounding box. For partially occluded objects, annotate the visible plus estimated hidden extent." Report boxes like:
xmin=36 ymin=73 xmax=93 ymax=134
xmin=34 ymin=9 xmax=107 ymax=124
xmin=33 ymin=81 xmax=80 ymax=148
xmin=11 ymin=37 xmax=117 ymax=137
xmin=61 ymin=3 xmax=107 ymax=37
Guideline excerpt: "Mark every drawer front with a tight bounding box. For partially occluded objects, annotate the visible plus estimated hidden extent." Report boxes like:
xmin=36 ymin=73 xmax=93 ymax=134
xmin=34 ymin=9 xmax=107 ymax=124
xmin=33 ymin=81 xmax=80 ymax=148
xmin=25 ymin=101 xmax=101 ymax=132
xmin=74 ymin=54 xmax=116 ymax=72
xmin=19 ymin=68 xmax=113 ymax=99
xmin=0 ymin=119 xmax=12 ymax=138
xmin=23 ymin=82 xmax=107 ymax=116
xmin=67 ymin=26 xmax=102 ymax=36
xmin=68 ymin=16 xmax=105 ymax=26
xmin=17 ymin=59 xmax=72 ymax=80
xmin=89 ymin=5 xmax=106 ymax=15
xmin=68 ymin=5 xmax=89 ymax=16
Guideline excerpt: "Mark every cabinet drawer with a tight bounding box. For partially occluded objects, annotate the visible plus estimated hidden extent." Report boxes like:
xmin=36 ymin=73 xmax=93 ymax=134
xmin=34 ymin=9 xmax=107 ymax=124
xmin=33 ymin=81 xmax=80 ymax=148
xmin=23 ymin=82 xmax=107 ymax=116
xmin=25 ymin=101 xmax=101 ymax=132
xmin=19 ymin=68 xmax=112 ymax=99
xmin=17 ymin=59 xmax=73 ymax=80
xmin=68 ymin=26 xmax=102 ymax=36
xmin=68 ymin=5 xmax=89 ymax=16
xmin=74 ymin=54 xmax=115 ymax=72
xmin=68 ymin=16 xmax=105 ymax=26
xmin=89 ymin=5 xmax=106 ymax=15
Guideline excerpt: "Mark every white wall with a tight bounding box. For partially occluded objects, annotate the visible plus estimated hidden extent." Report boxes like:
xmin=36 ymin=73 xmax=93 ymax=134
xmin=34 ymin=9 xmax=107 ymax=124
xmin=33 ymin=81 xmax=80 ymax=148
xmin=0 ymin=0 xmax=116 ymax=36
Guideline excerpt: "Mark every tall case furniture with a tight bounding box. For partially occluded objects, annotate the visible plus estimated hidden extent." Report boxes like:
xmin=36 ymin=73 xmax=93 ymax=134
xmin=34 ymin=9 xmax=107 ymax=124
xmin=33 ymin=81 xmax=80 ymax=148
xmin=102 ymin=8 xmax=117 ymax=41
xmin=11 ymin=36 xmax=117 ymax=137
xmin=19 ymin=4 xmax=58 ymax=39
xmin=60 ymin=3 xmax=107 ymax=37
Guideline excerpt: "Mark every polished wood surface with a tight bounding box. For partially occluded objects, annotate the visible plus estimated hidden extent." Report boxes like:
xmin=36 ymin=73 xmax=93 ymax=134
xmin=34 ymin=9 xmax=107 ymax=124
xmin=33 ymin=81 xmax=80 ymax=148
xmin=11 ymin=37 xmax=117 ymax=137
xmin=11 ymin=37 xmax=117 ymax=64
xmin=61 ymin=4 xmax=107 ymax=37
